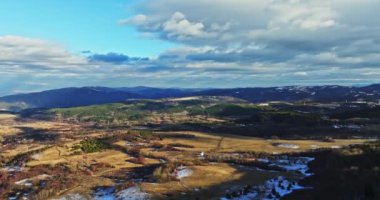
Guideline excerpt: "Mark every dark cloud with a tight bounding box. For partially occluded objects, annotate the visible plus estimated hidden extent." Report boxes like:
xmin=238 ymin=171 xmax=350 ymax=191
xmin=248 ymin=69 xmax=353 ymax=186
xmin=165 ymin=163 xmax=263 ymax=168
xmin=88 ymin=53 xmax=130 ymax=64
xmin=88 ymin=52 xmax=149 ymax=64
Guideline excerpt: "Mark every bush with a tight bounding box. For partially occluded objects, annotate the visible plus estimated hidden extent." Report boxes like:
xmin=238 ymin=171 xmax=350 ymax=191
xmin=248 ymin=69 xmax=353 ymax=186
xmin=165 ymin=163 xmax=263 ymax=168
xmin=153 ymin=162 xmax=177 ymax=183
xmin=79 ymin=139 xmax=109 ymax=153
xmin=129 ymin=156 xmax=146 ymax=165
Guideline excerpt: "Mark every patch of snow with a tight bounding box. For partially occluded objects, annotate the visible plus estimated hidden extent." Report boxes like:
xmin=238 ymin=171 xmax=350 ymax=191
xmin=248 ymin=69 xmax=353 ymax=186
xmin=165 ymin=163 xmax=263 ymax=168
xmin=268 ymin=157 xmax=314 ymax=176
xmin=2 ymin=166 xmax=22 ymax=172
xmin=125 ymin=141 xmax=133 ymax=146
xmin=94 ymin=187 xmax=115 ymax=200
xmin=14 ymin=174 xmax=52 ymax=187
xmin=221 ymin=156 xmax=315 ymax=200
xmin=31 ymin=153 xmax=42 ymax=160
xmin=257 ymin=158 xmax=269 ymax=163
xmin=53 ymin=193 xmax=88 ymax=200
xmin=309 ymin=145 xmax=319 ymax=149
xmin=262 ymin=176 xmax=304 ymax=199
xmin=92 ymin=186 xmax=149 ymax=200
xmin=176 ymin=166 xmax=193 ymax=179
xmin=37 ymin=173 xmax=52 ymax=179
xmin=169 ymin=97 xmax=200 ymax=101
xmin=116 ymin=186 xmax=149 ymax=200
xmin=15 ymin=179 xmax=33 ymax=187
xmin=220 ymin=176 xmax=306 ymax=200
xmin=273 ymin=143 xmax=299 ymax=149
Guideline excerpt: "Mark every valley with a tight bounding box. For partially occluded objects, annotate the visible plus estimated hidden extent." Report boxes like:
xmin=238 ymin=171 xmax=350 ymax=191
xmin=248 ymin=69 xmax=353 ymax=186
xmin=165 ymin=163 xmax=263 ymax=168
xmin=1 ymin=96 xmax=379 ymax=200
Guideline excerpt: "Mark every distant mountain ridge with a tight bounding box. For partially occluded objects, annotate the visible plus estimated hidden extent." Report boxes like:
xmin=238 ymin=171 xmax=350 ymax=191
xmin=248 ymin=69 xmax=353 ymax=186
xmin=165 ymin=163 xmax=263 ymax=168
xmin=195 ymin=84 xmax=380 ymax=103
xmin=1 ymin=84 xmax=380 ymax=110
xmin=0 ymin=87 xmax=140 ymax=109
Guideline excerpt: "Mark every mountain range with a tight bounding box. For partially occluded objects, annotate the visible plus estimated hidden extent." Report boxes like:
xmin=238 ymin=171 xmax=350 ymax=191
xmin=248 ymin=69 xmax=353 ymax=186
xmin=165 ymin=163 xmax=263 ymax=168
xmin=1 ymin=85 xmax=380 ymax=110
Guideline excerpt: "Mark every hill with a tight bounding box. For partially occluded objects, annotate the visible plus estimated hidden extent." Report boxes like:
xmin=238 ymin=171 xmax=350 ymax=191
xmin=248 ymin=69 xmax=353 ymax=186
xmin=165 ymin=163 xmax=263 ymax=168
xmin=1 ymin=84 xmax=380 ymax=110
xmin=195 ymin=85 xmax=380 ymax=103
xmin=0 ymin=87 xmax=140 ymax=109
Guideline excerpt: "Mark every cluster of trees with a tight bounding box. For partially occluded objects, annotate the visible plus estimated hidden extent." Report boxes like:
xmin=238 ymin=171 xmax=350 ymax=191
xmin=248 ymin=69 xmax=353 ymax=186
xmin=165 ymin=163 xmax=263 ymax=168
xmin=152 ymin=162 xmax=178 ymax=183
xmin=72 ymin=138 xmax=110 ymax=153
xmin=285 ymin=142 xmax=380 ymax=200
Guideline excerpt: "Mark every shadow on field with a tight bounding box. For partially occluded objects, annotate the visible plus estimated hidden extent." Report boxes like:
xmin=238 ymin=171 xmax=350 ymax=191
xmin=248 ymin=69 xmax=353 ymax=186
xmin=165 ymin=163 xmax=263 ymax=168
xmin=284 ymin=142 xmax=380 ymax=200
xmin=4 ymin=127 xmax=59 ymax=143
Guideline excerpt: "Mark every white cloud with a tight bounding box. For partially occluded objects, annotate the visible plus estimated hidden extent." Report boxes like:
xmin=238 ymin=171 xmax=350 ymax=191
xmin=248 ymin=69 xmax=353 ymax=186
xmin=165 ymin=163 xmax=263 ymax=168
xmin=162 ymin=12 xmax=207 ymax=39
xmin=0 ymin=35 xmax=87 ymax=71
xmin=119 ymin=14 xmax=147 ymax=25
xmin=267 ymin=0 xmax=338 ymax=30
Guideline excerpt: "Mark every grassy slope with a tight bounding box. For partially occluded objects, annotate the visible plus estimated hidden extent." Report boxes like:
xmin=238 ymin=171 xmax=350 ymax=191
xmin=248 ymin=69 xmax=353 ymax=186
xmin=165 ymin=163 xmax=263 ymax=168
xmin=49 ymin=99 xmax=315 ymax=125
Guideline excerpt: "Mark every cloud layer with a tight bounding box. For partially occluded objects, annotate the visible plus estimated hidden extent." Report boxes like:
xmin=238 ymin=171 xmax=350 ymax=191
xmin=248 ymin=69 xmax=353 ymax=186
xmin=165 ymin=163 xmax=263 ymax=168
xmin=1 ymin=0 xmax=380 ymax=95
xmin=119 ymin=0 xmax=380 ymax=81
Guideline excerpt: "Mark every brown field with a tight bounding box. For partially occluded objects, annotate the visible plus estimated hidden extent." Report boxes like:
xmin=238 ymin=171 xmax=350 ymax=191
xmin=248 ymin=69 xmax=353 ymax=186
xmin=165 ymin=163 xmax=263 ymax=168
xmin=150 ymin=131 xmax=370 ymax=154
xmin=26 ymin=141 xmax=159 ymax=170
xmin=142 ymin=163 xmax=286 ymax=200
xmin=0 ymin=113 xmax=16 ymax=120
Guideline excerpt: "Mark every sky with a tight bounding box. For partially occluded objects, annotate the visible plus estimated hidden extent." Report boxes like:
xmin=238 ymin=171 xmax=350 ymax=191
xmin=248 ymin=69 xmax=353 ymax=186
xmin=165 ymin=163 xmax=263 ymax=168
xmin=1 ymin=0 xmax=380 ymax=96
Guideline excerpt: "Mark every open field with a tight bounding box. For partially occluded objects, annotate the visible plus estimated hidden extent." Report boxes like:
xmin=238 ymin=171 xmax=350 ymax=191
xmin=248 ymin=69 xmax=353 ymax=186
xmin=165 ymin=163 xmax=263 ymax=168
xmin=153 ymin=131 xmax=370 ymax=154
xmin=0 ymin=113 xmax=16 ymax=120
xmin=27 ymin=143 xmax=160 ymax=170
xmin=142 ymin=163 xmax=285 ymax=200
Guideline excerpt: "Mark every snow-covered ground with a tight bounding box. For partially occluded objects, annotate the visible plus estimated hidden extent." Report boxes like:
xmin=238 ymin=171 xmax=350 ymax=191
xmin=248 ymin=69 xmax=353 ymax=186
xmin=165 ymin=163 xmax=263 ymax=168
xmin=268 ymin=157 xmax=315 ymax=176
xmin=221 ymin=156 xmax=315 ymax=200
xmin=14 ymin=179 xmax=33 ymax=187
xmin=1 ymin=166 xmax=22 ymax=172
xmin=261 ymin=176 xmax=304 ymax=200
xmin=31 ymin=153 xmax=42 ymax=160
xmin=14 ymin=174 xmax=52 ymax=187
xmin=93 ymin=186 xmax=149 ymax=200
xmin=273 ymin=143 xmax=300 ymax=149
xmin=54 ymin=193 xmax=87 ymax=200
xmin=56 ymin=186 xmax=150 ymax=200
xmin=176 ymin=166 xmax=193 ymax=179
xmin=221 ymin=176 xmax=305 ymax=200
xmin=116 ymin=187 xmax=150 ymax=200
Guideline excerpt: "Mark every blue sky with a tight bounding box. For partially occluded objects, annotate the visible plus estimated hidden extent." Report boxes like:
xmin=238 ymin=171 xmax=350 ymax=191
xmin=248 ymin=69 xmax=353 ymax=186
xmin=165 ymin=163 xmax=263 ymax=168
xmin=0 ymin=0 xmax=380 ymax=96
xmin=0 ymin=0 xmax=175 ymax=57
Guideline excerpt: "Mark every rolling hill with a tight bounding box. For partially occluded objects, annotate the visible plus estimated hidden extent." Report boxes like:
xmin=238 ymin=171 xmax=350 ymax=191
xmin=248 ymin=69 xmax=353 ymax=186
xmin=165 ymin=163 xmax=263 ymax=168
xmin=1 ymin=85 xmax=380 ymax=110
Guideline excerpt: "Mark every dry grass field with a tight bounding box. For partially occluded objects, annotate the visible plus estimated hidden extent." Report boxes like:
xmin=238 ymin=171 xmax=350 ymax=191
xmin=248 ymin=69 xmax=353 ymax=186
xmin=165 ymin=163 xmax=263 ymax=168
xmin=0 ymin=114 xmax=19 ymax=136
xmin=142 ymin=163 xmax=287 ymax=200
xmin=0 ymin=113 xmax=16 ymax=120
xmin=150 ymin=131 xmax=370 ymax=154
xmin=27 ymin=141 xmax=159 ymax=169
